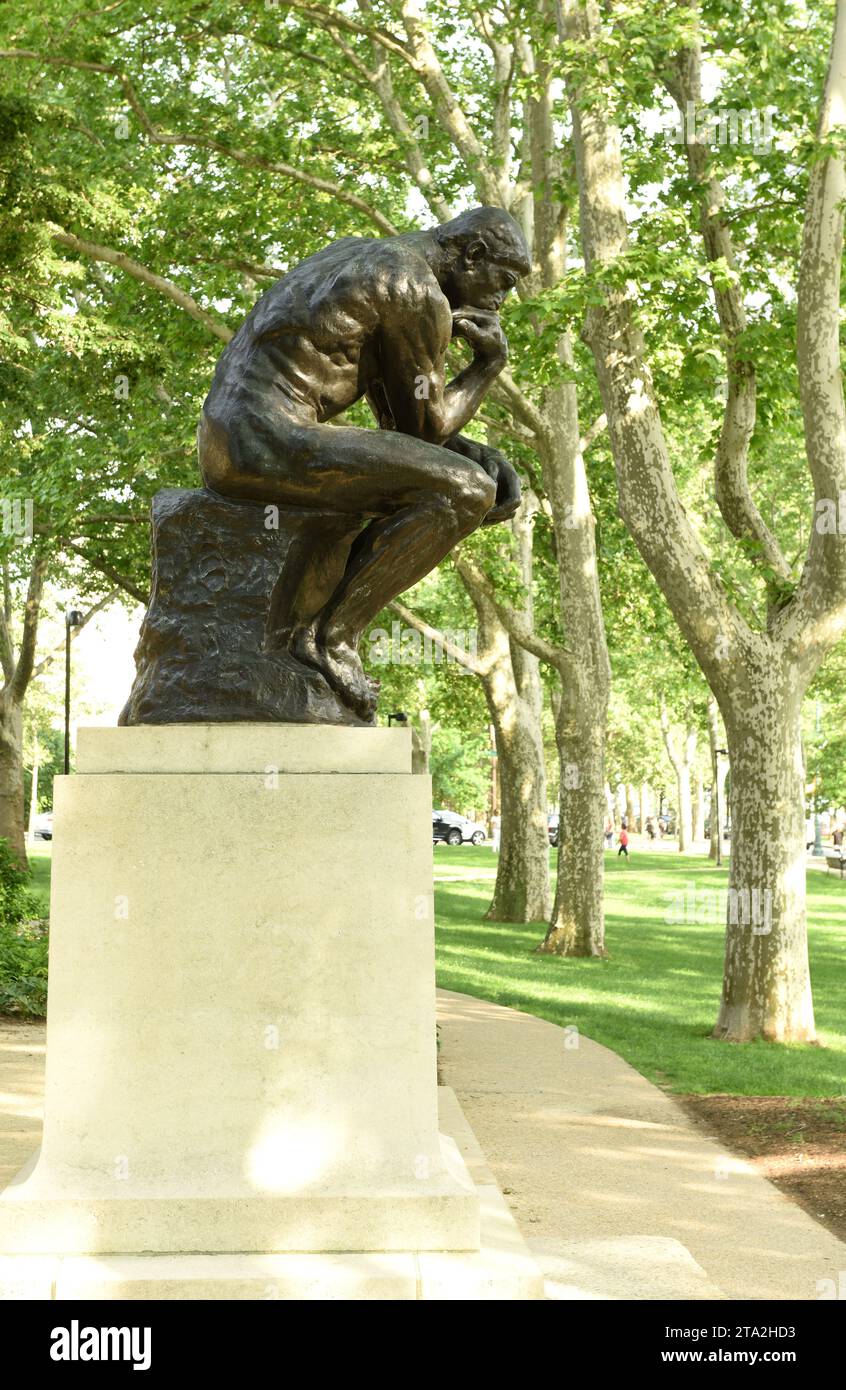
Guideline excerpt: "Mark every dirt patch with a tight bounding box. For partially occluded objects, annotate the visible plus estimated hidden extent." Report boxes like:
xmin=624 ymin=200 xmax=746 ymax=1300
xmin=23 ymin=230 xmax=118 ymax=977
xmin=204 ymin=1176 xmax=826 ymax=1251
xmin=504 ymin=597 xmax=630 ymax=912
xmin=679 ymin=1094 xmax=846 ymax=1244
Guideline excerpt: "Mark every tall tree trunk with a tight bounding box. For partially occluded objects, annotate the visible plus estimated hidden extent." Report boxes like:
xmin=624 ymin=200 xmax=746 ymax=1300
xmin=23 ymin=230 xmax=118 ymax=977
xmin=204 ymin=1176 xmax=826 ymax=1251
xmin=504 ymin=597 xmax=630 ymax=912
xmin=411 ymin=681 xmax=434 ymax=775
xmin=458 ymin=546 xmax=552 ymax=923
xmin=532 ymin=367 xmax=610 ymax=956
xmin=639 ymin=780 xmax=651 ymax=832
xmin=692 ymin=766 xmax=705 ymax=843
xmin=539 ymin=682 xmax=607 ymax=956
xmin=395 ymin=573 xmax=551 ymax=922
xmin=564 ymin=0 xmax=846 ymax=1039
xmin=0 ymin=695 xmax=27 ymax=867
xmin=483 ymin=638 xmax=550 ymax=922
xmin=660 ymin=707 xmax=695 ymax=852
xmin=27 ymin=741 xmax=40 ymax=845
xmin=715 ymin=684 xmax=814 ymax=1041
xmin=625 ymin=782 xmax=637 ymax=831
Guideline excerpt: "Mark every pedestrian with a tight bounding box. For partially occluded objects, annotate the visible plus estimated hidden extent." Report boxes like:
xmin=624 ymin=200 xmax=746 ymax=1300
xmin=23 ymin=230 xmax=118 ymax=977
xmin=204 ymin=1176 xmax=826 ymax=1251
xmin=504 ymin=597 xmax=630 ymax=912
xmin=618 ymin=826 xmax=629 ymax=859
xmin=834 ymin=825 xmax=844 ymax=849
xmin=646 ymin=817 xmax=656 ymax=841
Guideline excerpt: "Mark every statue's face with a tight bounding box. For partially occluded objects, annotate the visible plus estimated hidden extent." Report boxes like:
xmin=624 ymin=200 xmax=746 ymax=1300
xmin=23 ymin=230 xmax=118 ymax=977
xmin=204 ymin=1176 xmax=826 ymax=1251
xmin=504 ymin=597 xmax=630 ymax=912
xmin=446 ymin=238 xmax=529 ymax=312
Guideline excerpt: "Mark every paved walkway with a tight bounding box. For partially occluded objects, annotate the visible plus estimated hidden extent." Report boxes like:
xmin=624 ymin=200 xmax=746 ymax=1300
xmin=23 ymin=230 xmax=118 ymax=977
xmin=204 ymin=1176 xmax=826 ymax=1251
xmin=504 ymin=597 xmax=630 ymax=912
xmin=437 ymin=990 xmax=846 ymax=1300
xmin=3 ymin=999 xmax=845 ymax=1300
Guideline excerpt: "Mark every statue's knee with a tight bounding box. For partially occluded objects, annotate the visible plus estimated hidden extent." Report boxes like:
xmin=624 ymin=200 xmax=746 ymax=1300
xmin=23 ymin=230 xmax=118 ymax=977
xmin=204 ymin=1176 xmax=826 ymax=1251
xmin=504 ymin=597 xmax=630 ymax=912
xmin=198 ymin=413 xmax=235 ymax=491
xmin=451 ymin=472 xmax=496 ymax=531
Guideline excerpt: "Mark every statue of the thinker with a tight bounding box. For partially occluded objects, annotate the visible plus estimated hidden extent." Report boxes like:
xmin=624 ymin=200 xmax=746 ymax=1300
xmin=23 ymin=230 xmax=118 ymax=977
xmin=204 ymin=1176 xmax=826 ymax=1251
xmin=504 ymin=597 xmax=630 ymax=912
xmin=121 ymin=206 xmax=530 ymax=728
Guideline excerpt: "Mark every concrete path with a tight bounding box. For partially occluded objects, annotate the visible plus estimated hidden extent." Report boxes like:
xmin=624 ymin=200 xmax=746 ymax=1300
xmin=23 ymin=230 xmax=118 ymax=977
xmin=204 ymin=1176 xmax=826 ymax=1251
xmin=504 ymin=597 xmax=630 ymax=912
xmin=3 ymin=1001 xmax=845 ymax=1300
xmin=0 ymin=1021 xmax=44 ymax=1195
xmin=437 ymin=989 xmax=846 ymax=1300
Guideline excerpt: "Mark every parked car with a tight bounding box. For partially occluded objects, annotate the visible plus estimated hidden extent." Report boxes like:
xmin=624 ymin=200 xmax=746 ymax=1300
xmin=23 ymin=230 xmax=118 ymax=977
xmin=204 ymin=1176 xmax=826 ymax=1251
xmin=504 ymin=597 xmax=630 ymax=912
xmin=548 ymin=812 xmax=559 ymax=847
xmin=432 ymin=810 xmax=487 ymax=846
xmin=32 ymin=811 xmax=53 ymax=841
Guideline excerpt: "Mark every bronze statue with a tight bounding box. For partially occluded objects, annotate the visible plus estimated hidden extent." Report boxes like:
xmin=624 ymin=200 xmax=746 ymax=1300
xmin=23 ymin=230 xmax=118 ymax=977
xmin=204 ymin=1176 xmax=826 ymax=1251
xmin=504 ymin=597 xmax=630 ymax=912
xmin=121 ymin=207 xmax=529 ymax=728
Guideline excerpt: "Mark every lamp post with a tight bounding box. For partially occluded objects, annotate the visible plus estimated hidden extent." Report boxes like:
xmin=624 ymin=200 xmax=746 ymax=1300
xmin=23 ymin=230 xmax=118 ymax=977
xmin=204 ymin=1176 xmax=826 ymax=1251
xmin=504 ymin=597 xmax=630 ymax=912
xmin=64 ymin=609 xmax=83 ymax=776
xmin=713 ymin=747 xmax=728 ymax=869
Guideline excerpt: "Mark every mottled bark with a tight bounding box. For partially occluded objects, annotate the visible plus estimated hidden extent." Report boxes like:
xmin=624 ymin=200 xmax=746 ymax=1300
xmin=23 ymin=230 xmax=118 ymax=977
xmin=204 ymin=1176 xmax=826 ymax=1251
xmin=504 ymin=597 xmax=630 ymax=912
xmin=716 ymin=683 xmax=814 ymax=1041
xmin=562 ymin=0 xmax=846 ymax=1038
xmin=660 ymin=708 xmax=696 ymax=852
xmin=27 ymin=742 xmax=40 ymax=845
xmin=482 ymin=629 xmax=550 ymax=922
xmin=538 ymin=681 xmax=607 ymax=956
xmin=708 ymin=697 xmax=729 ymax=861
xmin=457 ymin=540 xmax=552 ymax=923
xmin=0 ymin=696 xmax=26 ymax=867
xmin=410 ymin=681 xmax=434 ymax=775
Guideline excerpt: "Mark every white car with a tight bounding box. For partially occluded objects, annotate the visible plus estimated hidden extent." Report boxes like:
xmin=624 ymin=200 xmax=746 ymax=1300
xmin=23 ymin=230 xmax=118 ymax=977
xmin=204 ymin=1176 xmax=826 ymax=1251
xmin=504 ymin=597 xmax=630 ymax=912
xmin=32 ymin=811 xmax=53 ymax=840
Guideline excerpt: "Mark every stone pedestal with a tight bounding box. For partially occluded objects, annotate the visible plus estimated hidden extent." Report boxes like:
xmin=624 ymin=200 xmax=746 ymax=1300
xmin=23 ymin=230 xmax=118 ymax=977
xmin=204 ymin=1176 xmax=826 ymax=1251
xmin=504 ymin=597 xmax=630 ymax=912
xmin=0 ymin=726 xmax=543 ymax=1299
xmin=119 ymin=489 xmax=371 ymax=727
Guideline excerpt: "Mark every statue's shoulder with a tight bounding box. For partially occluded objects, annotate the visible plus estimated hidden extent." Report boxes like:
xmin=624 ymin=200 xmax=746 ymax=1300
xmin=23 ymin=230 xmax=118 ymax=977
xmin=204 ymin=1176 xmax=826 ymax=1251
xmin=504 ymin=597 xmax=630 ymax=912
xmin=362 ymin=242 xmax=446 ymax=313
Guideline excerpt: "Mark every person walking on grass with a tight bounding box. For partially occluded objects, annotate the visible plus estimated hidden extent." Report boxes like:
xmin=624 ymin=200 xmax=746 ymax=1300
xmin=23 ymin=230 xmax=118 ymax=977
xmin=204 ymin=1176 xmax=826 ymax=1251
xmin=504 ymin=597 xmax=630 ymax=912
xmin=618 ymin=826 xmax=629 ymax=859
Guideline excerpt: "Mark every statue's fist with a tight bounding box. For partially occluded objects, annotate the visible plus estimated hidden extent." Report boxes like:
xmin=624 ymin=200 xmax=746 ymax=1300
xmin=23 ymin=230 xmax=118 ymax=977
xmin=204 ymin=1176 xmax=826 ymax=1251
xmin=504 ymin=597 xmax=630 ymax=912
xmin=452 ymin=308 xmax=508 ymax=365
xmin=476 ymin=445 xmax=522 ymax=525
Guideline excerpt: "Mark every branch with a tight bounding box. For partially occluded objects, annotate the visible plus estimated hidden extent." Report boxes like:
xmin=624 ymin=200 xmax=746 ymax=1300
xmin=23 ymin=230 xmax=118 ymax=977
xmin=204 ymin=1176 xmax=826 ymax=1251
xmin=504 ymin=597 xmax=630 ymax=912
xmin=453 ymin=550 xmax=569 ymax=672
xmin=489 ymin=368 xmax=549 ymax=440
xmin=63 ymin=542 xmax=149 ymax=604
xmin=0 ymin=595 xmax=13 ymax=682
xmin=31 ymin=590 xmax=119 ymax=679
xmin=282 ymin=2 xmax=417 ymax=68
xmin=8 ymin=557 xmax=47 ymax=703
xmin=791 ymin=0 xmax=846 ymax=646
xmin=354 ymin=0 xmax=453 ymax=222
xmin=1 ymin=49 xmax=399 ymax=236
xmin=580 ymin=412 xmax=607 ymax=454
xmin=561 ymin=0 xmax=748 ymax=690
xmin=663 ymin=25 xmax=791 ymax=589
xmin=399 ymin=0 xmax=507 ymax=207
xmin=117 ymin=67 xmax=399 ymax=235
xmin=49 ymin=227 xmax=234 ymax=342
xmin=389 ymin=599 xmax=486 ymax=675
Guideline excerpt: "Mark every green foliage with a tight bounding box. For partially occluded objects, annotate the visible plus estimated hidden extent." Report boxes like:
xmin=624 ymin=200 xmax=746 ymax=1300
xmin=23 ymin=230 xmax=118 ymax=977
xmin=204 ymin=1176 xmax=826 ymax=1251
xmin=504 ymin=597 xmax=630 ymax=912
xmin=430 ymin=726 xmax=490 ymax=815
xmin=0 ymin=839 xmax=48 ymax=1017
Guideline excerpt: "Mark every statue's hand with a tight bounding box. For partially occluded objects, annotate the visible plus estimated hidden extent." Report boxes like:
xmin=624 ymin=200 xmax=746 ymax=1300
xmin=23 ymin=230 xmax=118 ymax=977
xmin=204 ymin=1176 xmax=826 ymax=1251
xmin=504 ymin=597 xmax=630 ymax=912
xmin=451 ymin=308 xmax=508 ymax=365
xmin=475 ymin=444 xmax=522 ymax=526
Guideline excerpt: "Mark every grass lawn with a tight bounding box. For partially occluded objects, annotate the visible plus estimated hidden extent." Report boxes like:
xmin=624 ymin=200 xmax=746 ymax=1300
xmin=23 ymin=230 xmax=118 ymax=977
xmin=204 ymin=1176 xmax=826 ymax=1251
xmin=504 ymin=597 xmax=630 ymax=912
xmin=434 ymin=844 xmax=846 ymax=1098
xmin=28 ymin=841 xmax=52 ymax=910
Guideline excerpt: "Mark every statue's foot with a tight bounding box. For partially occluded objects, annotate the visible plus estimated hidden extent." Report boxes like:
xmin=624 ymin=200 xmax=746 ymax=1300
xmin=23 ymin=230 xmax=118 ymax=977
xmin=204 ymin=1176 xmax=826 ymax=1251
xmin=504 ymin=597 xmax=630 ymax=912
xmin=291 ymin=626 xmax=379 ymax=721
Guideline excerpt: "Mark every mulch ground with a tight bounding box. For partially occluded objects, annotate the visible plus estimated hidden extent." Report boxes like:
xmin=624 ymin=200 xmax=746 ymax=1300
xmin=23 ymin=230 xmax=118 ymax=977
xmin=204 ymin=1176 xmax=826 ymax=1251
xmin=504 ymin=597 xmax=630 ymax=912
xmin=678 ymin=1095 xmax=846 ymax=1244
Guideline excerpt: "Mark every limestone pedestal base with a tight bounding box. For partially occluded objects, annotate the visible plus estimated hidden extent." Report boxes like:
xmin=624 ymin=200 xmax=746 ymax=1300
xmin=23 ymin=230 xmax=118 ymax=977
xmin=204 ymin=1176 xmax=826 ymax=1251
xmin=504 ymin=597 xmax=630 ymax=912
xmin=0 ymin=726 xmax=542 ymax=1299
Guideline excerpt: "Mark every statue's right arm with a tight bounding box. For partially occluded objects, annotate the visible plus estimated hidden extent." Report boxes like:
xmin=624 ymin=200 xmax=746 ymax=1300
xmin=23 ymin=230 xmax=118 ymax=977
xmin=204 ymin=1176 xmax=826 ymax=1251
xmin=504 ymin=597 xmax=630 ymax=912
xmin=380 ymin=294 xmax=507 ymax=447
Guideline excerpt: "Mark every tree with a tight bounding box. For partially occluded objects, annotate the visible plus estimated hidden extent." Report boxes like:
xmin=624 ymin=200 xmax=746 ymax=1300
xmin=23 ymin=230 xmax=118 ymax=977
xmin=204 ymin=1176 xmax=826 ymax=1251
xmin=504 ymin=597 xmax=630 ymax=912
xmin=0 ymin=0 xmax=610 ymax=945
xmin=0 ymin=556 xmax=45 ymax=864
xmin=562 ymin=0 xmax=846 ymax=1040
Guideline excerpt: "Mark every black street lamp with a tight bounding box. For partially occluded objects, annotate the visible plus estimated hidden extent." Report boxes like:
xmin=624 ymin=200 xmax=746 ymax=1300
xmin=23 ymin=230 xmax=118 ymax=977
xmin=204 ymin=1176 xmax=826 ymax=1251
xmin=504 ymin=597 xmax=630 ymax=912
xmin=713 ymin=746 xmax=729 ymax=868
xmin=64 ymin=609 xmax=83 ymax=775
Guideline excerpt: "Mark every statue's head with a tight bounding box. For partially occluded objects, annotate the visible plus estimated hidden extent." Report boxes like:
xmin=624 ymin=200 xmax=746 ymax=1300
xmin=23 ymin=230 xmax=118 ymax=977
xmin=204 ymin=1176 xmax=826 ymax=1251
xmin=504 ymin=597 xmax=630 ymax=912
xmin=433 ymin=206 xmax=530 ymax=312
